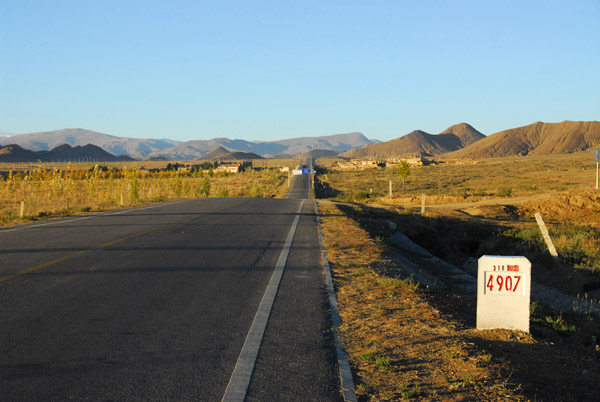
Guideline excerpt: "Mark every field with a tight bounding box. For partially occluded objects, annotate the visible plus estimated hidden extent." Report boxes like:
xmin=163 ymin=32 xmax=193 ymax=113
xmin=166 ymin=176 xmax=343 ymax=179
xmin=318 ymin=199 xmax=600 ymax=401
xmin=316 ymin=151 xmax=600 ymax=401
xmin=0 ymin=161 xmax=294 ymax=226
xmin=317 ymin=151 xmax=598 ymax=201
xmin=317 ymin=151 xmax=600 ymax=274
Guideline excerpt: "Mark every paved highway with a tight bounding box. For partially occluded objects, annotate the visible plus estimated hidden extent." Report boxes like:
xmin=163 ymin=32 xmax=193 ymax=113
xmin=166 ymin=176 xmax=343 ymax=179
xmin=0 ymin=172 xmax=343 ymax=401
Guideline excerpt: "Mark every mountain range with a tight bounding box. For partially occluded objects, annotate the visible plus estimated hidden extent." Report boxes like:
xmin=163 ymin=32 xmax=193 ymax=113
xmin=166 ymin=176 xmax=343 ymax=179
xmin=342 ymin=123 xmax=485 ymax=158
xmin=0 ymin=129 xmax=375 ymax=160
xmin=0 ymin=143 xmax=134 ymax=162
xmin=445 ymin=121 xmax=600 ymax=158
xmin=1 ymin=120 xmax=598 ymax=161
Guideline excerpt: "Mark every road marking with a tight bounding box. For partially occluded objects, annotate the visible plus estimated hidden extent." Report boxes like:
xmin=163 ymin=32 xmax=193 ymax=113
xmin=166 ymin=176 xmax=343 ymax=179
xmin=0 ymin=199 xmax=189 ymax=233
xmin=0 ymin=216 xmax=93 ymax=233
xmin=103 ymin=200 xmax=186 ymax=216
xmin=221 ymin=200 xmax=305 ymax=402
xmin=0 ymin=214 xmax=198 ymax=284
xmin=285 ymin=176 xmax=297 ymax=199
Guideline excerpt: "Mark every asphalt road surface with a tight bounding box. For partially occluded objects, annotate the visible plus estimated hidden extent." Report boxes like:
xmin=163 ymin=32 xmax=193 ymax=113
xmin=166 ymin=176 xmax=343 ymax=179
xmin=0 ymin=172 xmax=343 ymax=401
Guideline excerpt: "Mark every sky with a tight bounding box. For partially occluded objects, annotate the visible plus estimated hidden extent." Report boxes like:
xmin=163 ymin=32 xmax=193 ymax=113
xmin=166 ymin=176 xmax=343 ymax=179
xmin=1 ymin=0 xmax=599 ymax=142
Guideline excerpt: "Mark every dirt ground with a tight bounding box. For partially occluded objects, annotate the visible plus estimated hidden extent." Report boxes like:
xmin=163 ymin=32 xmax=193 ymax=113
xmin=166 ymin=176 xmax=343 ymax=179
xmin=318 ymin=198 xmax=600 ymax=401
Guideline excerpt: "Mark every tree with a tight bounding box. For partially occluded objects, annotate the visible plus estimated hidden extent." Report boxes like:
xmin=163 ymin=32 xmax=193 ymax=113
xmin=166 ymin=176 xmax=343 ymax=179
xmin=397 ymin=160 xmax=411 ymax=191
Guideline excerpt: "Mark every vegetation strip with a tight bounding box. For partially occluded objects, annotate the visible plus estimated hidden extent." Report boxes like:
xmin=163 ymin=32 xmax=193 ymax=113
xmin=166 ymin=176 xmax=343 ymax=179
xmin=0 ymin=163 xmax=289 ymax=226
xmin=314 ymin=200 xmax=358 ymax=402
xmin=221 ymin=200 xmax=304 ymax=402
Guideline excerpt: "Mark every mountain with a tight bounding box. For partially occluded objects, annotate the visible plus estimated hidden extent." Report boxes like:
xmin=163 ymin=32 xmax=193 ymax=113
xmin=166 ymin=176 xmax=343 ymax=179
xmin=444 ymin=121 xmax=600 ymax=158
xmin=0 ymin=128 xmax=181 ymax=160
xmin=343 ymin=123 xmax=485 ymax=158
xmin=200 ymin=146 xmax=230 ymax=160
xmin=0 ymin=129 xmax=375 ymax=160
xmin=302 ymin=149 xmax=342 ymax=159
xmin=207 ymin=151 xmax=264 ymax=161
xmin=149 ymin=138 xmax=286 ymax=160
xmin=0 ymin=143 xmax=134 ymax=162
xmin=271 ymin=132 xmax=373 ymax=155
xmin=440 ymin=123 xmax=487 ymax=147
xmin=0 ymin=144 xmax=38 ymax=161
xmin=0 ymin=130 xmax=13 ymax=139
xmin=149 ymin=132 xmax=375 ymax=160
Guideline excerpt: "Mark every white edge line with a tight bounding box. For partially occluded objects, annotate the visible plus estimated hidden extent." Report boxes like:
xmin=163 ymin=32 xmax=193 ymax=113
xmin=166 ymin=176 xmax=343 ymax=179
xmin=221 ymin=200 xmax=305 ymax=402
xmin=314 ymin=200 xmax=358 ymax=402
xmin=0 ymin=199 xmax=189 ymax=233
xmin=285 ymin=175 xmax=297 ymax=199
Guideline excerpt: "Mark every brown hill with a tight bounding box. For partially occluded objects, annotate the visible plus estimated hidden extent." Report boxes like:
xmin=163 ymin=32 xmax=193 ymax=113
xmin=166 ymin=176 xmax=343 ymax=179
xmin=0 ymin=144 xmax=38 ymax=161
xmin=201 ymin=150 xmax=264 ymax=161
xmin=342 ymin=123 xmax=485 ymax=158
xmin=445 ymin=121 xmax=600 ymax=158
xmin=0 ymin=143 xmax=134 ymax=162
xmin=201 ymin=146 xmax=230 ymax=160
xmin=218 ymin=151 xmax=264 ymax=160
xmin=441 ymin=123 xmax=487 ymax=147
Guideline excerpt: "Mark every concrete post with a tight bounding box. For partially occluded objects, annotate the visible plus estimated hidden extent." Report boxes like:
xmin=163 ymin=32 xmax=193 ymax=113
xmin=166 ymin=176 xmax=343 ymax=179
xmin=534 ymin=212 xmax=559 ymax=259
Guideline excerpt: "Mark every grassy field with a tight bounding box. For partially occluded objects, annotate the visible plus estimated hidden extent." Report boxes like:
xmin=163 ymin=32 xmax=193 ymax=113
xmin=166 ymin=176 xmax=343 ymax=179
xmin=318 ymin=199 xmax=600 ymax=401
xmin=316 ymin=150 xmax=598 ymax=202
xmin=0 ymin=158 xmax=301 ymax=173
xmin=317 ymin=151 xmax=600 ymax=400
xmin=0 ymin=164 xmax=289 ymax=226
xmin=316 ymin=151 xmax=600 ymax=276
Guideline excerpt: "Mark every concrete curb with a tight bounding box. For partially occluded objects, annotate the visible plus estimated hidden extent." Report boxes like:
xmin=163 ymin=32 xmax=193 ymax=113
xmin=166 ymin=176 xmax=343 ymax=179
xmin=313 ymin=200 xmax=358 ymax=402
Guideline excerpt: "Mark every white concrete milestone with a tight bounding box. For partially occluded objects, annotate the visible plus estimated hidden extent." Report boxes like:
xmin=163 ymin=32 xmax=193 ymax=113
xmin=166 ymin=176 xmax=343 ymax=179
xmin=477 ymin=255 xmax=531 ymax=332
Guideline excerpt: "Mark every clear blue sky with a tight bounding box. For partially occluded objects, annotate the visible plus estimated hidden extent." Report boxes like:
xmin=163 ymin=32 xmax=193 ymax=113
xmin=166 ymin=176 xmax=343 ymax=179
xmin=1 ymin=0 xmax=598 ymax=142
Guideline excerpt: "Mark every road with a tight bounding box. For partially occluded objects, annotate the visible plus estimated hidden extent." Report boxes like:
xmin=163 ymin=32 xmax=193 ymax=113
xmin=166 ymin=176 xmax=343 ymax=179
xmin=0 ymin=172 xmax=343 ymax=401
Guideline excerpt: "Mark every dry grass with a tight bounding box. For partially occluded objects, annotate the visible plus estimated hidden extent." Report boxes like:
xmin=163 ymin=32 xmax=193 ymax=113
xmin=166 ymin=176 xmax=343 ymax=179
xmin=318 ymin=200 xmax=527 ymax=401
xmin=0 ymin=164 xmax=288 ymax=226
xmin=317 ymin=151 xmax=598 ymax=202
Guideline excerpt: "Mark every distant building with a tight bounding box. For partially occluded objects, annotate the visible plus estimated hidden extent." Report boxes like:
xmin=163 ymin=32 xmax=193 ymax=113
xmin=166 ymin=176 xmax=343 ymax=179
xmin=216 ymin=164 xmax=240 ymax=173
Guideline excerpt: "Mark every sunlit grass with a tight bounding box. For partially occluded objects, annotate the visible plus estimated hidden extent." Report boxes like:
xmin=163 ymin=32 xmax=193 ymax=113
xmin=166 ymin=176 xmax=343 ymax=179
xmin=0 ymin=164 xmax=287 ymax=225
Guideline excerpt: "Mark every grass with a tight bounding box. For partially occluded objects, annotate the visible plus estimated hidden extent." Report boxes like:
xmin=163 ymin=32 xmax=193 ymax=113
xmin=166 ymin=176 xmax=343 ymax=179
xmin=375 ymin=355 xmax=392 ymax=372
xmin=316 ymin=151 xmax=598 ymax=201
xmin=0 ymin=164 xmax=288 ymax=225
xmin=504 ymin=222 xmax=600 ymax=273
xmin=317 ymin=200 xmax=526 ymax=401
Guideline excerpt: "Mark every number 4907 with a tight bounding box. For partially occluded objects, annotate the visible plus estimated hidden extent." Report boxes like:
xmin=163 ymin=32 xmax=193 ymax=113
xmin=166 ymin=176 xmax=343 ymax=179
xmin=485 ymin=272 xmax=523 ymax=295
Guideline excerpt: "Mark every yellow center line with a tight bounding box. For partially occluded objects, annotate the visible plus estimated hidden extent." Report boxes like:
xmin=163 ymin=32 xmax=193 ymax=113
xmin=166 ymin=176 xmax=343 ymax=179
xmin=0 ymin=215 xmax=199 ymax=284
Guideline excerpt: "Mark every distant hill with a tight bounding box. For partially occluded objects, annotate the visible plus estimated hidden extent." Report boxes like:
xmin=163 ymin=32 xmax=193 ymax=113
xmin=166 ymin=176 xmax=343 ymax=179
xmin=444 ymin=121 xmax=600 ymax=158
xmin=150 ymin=132 xmax=375 ymax=160
xmin=0 ymin=129 xmax=376 ymax=160
xmin=214 ymin=151 xmax=264 ymax=160
xmin=302 ymin=149 xmax=341 ymax=159
xmin=0 ymin=130 xmax=13 ymax=139
xmin=201 ymin=146 xmax=230 ymax=160
xmin=343 ymin=123 xmax=485 ymax=158
xmin=272 ymin=132 xmax=373 ymax=154
xmin=0 ymin=144 xmax=38 ymax=161
xmin=0 ymin=143 xmax=134 ymax=162
xmin=201 ymin=150 xmax=264 ymax=160
xmin=0 ymin=128 xmax=181 ymax=160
